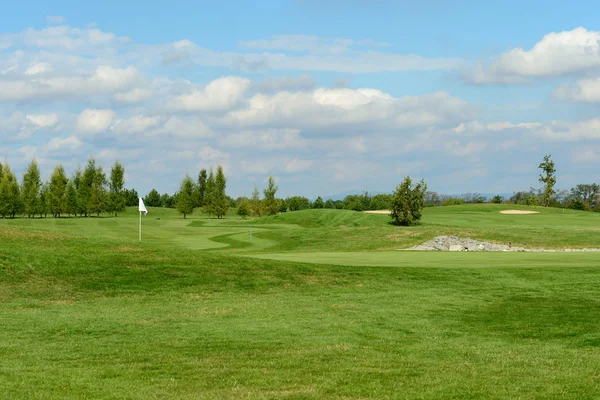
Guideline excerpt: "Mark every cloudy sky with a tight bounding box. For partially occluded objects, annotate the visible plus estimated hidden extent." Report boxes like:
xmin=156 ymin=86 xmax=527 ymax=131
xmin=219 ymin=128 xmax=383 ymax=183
xmin=2 ymin=0 xmax=600 ymax=198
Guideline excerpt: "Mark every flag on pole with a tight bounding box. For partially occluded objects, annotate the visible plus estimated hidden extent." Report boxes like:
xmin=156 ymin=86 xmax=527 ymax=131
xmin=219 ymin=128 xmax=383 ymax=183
xmin=139 ymin=198 xmax=148 ymax=215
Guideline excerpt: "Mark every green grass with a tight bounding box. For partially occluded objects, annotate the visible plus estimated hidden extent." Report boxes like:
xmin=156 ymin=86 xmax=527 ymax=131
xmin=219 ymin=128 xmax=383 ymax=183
xmin=2 ymin=205 xmax=600 ymax=398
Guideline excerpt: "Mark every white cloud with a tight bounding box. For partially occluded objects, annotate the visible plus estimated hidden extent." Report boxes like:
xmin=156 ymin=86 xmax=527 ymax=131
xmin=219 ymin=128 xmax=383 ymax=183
xmin=75 ymin=109 xmax=115 ymax=134
xmin=252 ymin=74 xmax=315 ymax=93
xmin=285 ymin=158 xmax=313 ymax=173
xmin=46 ymin=16 xmax=66 ymax=25
xmin=198 ymin=146 xmax=228 ymax=162
xmin=239 ymin=35 xmax=355 ymax=54
xmin=26 ymin=113 xmax=59 ymax=128
xmin=228 ymin=88 xmax=475 ymax=133
xmin=113 ymin=115 xmax=160 ymax=134
xmin=463 ymin=27 xmax=600 ymax=84
xmin=0 ymin=65 xmax=142 ymax=101
xmin=114 ymin=88 xmax=153 ymax=103
xmin=169 ymin=76 xmax=250 ymax=112
xmin=220 ymin=128 xmax=305 ymax=150
xmin=553 ymin=78 xmax=600 ymax=103
xmin=47 ymin=136 xmax=82 ymax=151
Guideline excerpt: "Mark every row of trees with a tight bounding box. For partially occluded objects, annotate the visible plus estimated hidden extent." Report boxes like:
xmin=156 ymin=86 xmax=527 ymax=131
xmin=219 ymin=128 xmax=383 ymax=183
xmin=174 ymin=166 xmax=230 ymax=218
xmin=0 ymin=159 xmax=126 ymax=219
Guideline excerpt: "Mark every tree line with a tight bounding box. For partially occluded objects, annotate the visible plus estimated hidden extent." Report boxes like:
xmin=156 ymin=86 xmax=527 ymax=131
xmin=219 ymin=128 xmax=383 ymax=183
xmin=0 ymin=158 xmax=126 ymax=219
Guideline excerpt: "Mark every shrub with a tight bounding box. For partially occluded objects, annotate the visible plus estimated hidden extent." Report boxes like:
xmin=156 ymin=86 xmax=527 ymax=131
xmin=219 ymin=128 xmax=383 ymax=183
xmin=390 ymin=177 xmax=427 ymax=226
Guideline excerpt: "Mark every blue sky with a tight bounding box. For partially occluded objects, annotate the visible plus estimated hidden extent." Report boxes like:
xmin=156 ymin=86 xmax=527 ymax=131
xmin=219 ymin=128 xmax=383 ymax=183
xmin=2 ymin=0 xmax=600 ymax=198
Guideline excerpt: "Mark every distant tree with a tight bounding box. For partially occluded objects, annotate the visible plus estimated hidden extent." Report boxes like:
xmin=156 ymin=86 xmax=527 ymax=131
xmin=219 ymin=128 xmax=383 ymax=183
xmin=144 ymin=189 xmax=162 ymax=207
xmin=250 ymin=184 xmax=262 ymax=217
xmin=279 ymin=198 xmax=288 ymax=213
xmin=176 ymin=174 xmax=195 ymax=218
xmin=324 ymin=199 xmax=334 ymax=209
xmin=263 ymin=175 xmax=279 ymax=216
xmin=538 ymin=154 xmax=556 ymax=207
xmin=89 ymin=166 xmax=107 ymax=216
xmin=424 ymin=191 xmax=441 ymax=207
xmin=39 ymin=182 xmax=50 ymax=218
xmin=370 ymin=194 xmax=393 ymax=210
xmin=215 ymin=165 xmax=229 ymax=218
xmin=65 ymin=180 xmax=78 ymax=217
xmin=72 ymin=167 xmax=86 ymax=217
xmin=440 ymin=197 xmax=465 ymax=206
xmin=313 ymin=196 xmax=324 ymax=209
xmin=0 ymin=162 xmax=21 ymax=218
xmin=237 ymin=196 xmax=250 ymax=219
xmin=287 ymin=196 xmax=311 ymax=211
xmin=79 ymin=158 xmax=97 ymax=217
xmin=203 ymin=169 xmax=216 ymax=217
xmin=123 ymin=188 xmax=139 ymax=207
xmin=21 ymin=159 xmax=42 ymax=217
xmin=390 ymin=177 xmax=427 ymax=226
xmin=49 ymin=164 xmax=68 ymax=217
xmin=160 ymin=193 xmax=174 ymax=208
xmin=197 ymin=169 xmax=207 ymax=207
xmin=490 ymin=195 xmax=504 ymax=204
xmin=108 ymin=161 xmax=126 ymax=216
xmin=570 ymin=184 xmax=599 ymax=209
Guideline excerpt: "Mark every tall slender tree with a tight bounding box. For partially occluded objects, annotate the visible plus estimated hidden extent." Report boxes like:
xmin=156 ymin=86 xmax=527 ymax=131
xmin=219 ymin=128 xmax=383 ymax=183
xmin=176 ymin=174 xmax=195 ymax=218
xmin=65 ymin=180 xmax=78 ymax=217
xmin=39 ymin=182 xmax=50 ymax=218
xmin=215 ymin=165 xmax=229 ymax=218
xmin=72 ymin=167 xmax=84 ymax=217
xmin=197 ymin=169 xmax=207 ymax=207
xmin=538 ymin=154 xmax=556 ymax=207
xmin=250 ymin=184 xmax=262 ymax=217
xmin=49 ymin=164 xmax=68 ymax=217
xmin=21 ymin=159 xmax=42 ymax=217
xmin=108 ymin=161 xmax=126 ymax=216
xmin=89 ymin=166 xmax=107 ymax=216
xmin=79 ymin=158 xmax=97 ymax=217
xmin=203 ymin=168 xmax=216 ymax=217
xmin=263 ymin=175 xmax=279 ymax=216
xmin=0 ymin=162 xmax=20 ymax=219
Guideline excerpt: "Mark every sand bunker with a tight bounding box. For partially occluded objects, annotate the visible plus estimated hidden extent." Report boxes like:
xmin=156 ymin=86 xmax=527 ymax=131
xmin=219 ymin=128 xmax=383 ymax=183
xmin=363 ymin=210 xmax=391 ymax=214
xmin=500 ymin=210 xmax=540 ymax=215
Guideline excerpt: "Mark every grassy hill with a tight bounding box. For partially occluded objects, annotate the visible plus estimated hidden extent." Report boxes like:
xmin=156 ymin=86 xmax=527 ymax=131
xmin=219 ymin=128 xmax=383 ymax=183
xmin=2 ymin=204 xmax=600 ymax=398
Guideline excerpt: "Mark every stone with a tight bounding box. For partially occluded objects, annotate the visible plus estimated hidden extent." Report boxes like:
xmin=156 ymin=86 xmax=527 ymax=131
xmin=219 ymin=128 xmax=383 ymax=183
xmin=449 ymin=245 xmax=465 ymax=252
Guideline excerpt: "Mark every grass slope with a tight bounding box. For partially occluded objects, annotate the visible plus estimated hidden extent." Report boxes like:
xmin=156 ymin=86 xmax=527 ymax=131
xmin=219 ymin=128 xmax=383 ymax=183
xmin=2 ymin=225 xmax=600 ymax=398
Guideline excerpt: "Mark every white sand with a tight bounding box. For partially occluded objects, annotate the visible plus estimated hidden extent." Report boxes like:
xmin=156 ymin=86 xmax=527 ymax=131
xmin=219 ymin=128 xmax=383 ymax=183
xmin=499 ymin=210 xmax=540 ymax=215
xmin=363 ymin=210 xmax=391 ymax=214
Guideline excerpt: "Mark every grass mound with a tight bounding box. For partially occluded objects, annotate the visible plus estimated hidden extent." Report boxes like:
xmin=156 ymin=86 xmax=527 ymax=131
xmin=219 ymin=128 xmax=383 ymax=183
xmin=256 ymin=208 xmax=387 ymax=228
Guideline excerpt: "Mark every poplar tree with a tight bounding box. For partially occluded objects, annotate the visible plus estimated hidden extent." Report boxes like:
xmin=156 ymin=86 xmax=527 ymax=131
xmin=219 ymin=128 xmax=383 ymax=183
xmin=49 ymin=164 xmax=68 ymax=217
xmin=0 ymin=162 xmax=21 ymax=218
xmin=21 ymin=159 xmax=42 ymax=217
xmin=197 ymin=169 xmax=207 ymax=207
xmin=538 ymin=154 xmax=556 ymax=207
xmin=79 ymin=159 xmax=97 ymax=217
xmin=215 ymin=165 xmax=229 ymax=218
xmin=108 ymin=161 xmax=126 ymax=216
xmin=72 ymin=167 xmax=84 ymax=217
xmin=39 ymin=182 xmax=50 ymax=218
xmin=65 ymin=180 xmax=78 ymax=217
xmin=263 ymin=175 xmax=279 ymax=216
xmin=176 ymin=174 xmax=195 ymax=218
xmin=89 ymin=166 xmax=107 ymax=216
xmin=250 ymin=184 xmax=262 ymax=217
xmin=203 ymin=169 xmax=216 ymax=217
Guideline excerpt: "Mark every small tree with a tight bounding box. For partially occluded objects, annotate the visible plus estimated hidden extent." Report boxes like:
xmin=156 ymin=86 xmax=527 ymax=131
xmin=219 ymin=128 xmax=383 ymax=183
xmin=89 ymin=167 xmax=107 ymax=217
xmin=215 ymin=165 xmax=229 ymax=218
xmin=313 ymin=196 xmax=324 ymax=209
xmin=49 ymin=164 xmax=68 ymax=217
xmin=144 ymin=189 xmax=162 ymax=207
xmin=237 ymin=197 xmax=250 ymax=219
xmin=108 ymin=161 xmax=126 ymax=216
xmin=538 ymin=154 xmax=556 ymax=207
xmin=390 ymin=177 xmax=427 ymax=226
xmin=250 ymin=184 xmax=262 ymax=217
xmin=263 ymin=175 xmax=279 ymax=216
xmin=203 ymin=169 xmax=216 ymax=217
xmin=65 ymin=180 xmax=78 ymax=217
xmin=176 ymin=175 xmax=195 ymax=218
xmin=197 ymin=169 xmax=207 ymax=207
xmin=0 ymin=162 xmax=20 ymax=219
xmin=21 ymin=159 xmax=42 ymax=217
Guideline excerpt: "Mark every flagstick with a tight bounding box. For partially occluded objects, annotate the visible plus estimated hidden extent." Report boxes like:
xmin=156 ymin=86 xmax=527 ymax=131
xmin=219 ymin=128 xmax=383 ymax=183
xmin=139 ymin=211 xmax=141 ymax=242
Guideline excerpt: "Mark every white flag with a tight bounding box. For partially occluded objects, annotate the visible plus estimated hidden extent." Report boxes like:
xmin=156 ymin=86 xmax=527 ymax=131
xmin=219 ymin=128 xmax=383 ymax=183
xmin=139 ymin=198 xmax=148 ymax=215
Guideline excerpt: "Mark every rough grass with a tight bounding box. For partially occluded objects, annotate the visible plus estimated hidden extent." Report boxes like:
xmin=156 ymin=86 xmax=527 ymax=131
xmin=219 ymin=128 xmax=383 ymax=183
xmin=2 ymin=205 xmax=600 ymax=398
